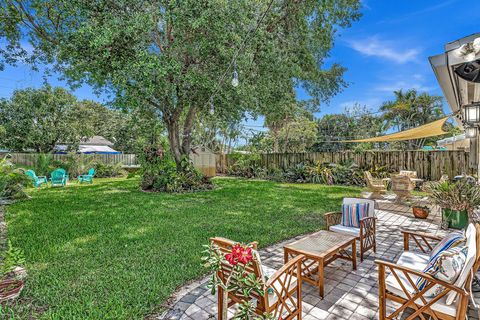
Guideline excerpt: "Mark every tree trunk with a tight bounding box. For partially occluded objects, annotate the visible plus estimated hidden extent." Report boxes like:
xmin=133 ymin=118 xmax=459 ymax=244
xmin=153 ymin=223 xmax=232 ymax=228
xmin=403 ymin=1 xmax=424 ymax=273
xmin=181 ymin=106 xmax=196 ymax=156
xmin=273 ymin=132 xmax=279 ymax=153
xmin=164 ymin=107 xmax=196 ymax=172
xmin=165 ymin=116 xmax=184 ymax=171
xmin=282 ymin=124 xmax=291 ymax=153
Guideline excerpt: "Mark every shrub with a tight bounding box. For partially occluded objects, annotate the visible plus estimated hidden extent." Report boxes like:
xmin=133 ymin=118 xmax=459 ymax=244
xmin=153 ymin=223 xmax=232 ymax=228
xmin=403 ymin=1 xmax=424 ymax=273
xmin=227 ymin=153 xmax=261 ymax=178
xmin=93 ymin=161 xmax=126 ymax=178
xmin=329 ymin=161 xmax=364 ymax=186
xmin=283 ymin=163 xmax=308 ymax=183
xmin=0 ymin=158 xmax=30 ymax=201
xmin=56 ymin=153 xmax=94 ymax=178
xmin=139 ymin=142 xmax=212 ymax=193
xmin=32 ymin=153 xmax=56 ymax=176
xmin=306 ymin=161 xmax=333 ymax=185
xmin=224 ymin=156 xmax=374 ymax=187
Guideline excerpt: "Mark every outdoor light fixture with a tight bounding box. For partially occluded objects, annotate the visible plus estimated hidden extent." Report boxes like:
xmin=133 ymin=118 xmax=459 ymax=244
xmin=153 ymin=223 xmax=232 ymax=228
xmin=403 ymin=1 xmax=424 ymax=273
xmin=463 ymin=103 xmax=480 ymax=125
xmin=473 ymin=38 xmax=480 ymax=52
xmin=466 ymin=126 xmax=478 ymax=139
xmin=231 ymin=69 xmax=239 ymax=87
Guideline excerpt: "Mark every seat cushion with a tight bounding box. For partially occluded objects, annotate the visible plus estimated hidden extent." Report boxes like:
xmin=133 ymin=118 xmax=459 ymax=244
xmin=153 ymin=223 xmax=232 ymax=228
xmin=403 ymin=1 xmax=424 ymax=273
xmin=385 ymin=252 xmax=429 ymax=300
xmin=261 ymin=265 xmax=277 ymax=281
xmin=330 ymin=224 xmax=360 ymax=237
xmin=394 ymin=251 xmax=430 ymax=270
xmin=341 ymin=203 xmax=370 ymax=228
xmin=385 ymin=251 xmax=458 ymax=317
xmin=261 ymin=265 xmax=298 ymax=308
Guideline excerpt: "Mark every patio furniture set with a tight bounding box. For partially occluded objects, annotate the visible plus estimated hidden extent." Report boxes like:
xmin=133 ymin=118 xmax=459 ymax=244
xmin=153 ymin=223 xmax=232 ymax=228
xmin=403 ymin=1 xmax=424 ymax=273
xmin=211 ymin=197 xmax=480 ymax=320
xmin=25 ymin=168 xmax=95 ymax=187
xmin=364 ymin=170 xmax=429 ymax=201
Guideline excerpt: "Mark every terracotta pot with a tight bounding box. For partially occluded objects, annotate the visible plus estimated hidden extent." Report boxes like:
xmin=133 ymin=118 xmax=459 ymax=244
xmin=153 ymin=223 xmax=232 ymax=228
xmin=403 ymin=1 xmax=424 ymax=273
xmin=0 ymin=279 xmax=24 ymax=301
xmin=412 ymin=207 xmax=430 ymax=219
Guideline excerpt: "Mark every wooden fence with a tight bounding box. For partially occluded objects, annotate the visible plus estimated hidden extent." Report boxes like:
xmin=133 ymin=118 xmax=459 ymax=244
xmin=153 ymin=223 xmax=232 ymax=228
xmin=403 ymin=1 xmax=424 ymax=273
xmin=216 ymin=151 xmax=472 ymax=181
xmin=1 ymin=153 xmax=138 ymax=167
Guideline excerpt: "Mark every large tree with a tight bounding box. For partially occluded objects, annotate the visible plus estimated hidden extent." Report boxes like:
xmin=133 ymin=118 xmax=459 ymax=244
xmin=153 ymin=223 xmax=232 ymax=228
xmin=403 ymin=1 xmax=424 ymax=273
xmin=1 ymin=0 xmax=361 ymax=171
xmin=313 ymin=104 xmax=385 ymax=151
xmin=0 ymin=85 xmax=92 ymax=152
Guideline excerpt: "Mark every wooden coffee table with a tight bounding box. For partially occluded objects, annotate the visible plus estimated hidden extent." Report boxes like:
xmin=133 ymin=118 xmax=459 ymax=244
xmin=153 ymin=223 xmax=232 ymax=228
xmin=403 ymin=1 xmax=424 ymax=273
xmin=284 ymin=230 xmax=357 ymax=298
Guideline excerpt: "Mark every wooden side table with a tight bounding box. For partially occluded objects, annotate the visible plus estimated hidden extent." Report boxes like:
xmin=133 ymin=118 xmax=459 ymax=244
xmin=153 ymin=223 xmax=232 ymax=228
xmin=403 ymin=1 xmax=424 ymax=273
xmin=284 ymin=230 xmax=357 ymax=298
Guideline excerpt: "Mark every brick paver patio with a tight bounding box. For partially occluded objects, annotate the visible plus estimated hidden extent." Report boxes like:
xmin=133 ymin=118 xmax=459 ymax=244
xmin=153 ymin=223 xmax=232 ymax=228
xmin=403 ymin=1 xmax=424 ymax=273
xmin=160 ymin=200 xmax=480 ymax=320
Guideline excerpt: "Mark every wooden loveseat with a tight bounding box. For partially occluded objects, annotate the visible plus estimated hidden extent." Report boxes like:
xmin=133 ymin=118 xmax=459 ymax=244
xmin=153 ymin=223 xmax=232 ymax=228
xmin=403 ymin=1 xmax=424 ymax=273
xmin=376 ymin=224 xmax=480 ymax=320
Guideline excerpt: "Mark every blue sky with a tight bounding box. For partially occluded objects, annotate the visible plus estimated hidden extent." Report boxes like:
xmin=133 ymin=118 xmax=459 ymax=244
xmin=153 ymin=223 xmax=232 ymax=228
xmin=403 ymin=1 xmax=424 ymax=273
xmin=1 ymin=0 xmax=479 ymax=129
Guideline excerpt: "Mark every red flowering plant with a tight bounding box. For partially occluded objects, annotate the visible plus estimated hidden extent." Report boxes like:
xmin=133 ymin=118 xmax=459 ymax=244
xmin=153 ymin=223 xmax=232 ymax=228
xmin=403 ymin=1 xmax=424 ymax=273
xmin=203 ymin=242 xmax=274 ymax=320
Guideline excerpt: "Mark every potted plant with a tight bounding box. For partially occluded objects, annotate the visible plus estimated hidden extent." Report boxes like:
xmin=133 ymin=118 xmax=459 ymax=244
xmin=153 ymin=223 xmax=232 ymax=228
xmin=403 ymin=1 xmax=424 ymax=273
xmin=0 ymin=241 xmax=26 ymax=302
xmin=427 ymin=179 xmax=480 ymax=229
xmin=203 ymin=242 xmax=273 ymax=320
xmin=412 ymin=205 xmax=430 ymax=219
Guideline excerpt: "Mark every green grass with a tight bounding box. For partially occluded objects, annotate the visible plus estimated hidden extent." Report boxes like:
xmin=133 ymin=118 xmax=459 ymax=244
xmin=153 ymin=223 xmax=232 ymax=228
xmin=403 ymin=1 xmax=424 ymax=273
xmin=4 ymin=177 xmax=362 ymax=319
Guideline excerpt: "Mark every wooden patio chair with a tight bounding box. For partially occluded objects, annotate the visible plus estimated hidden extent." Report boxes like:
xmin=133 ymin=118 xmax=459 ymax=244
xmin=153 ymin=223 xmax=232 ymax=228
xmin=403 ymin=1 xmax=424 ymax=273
xmin=364 ymin=171 xmax=387 ymax=199
xmin=210 ymin=237 xmax=303 ymax=320
xmin=376 ymin=224 xmax=480 ymax=320
xmin=391 ymin=174 xmax=415 ymax=202
xmin=325 ymin=198 xmax=376 ymax=262
xmin=399 ymin=170 xmax=418 ymax=179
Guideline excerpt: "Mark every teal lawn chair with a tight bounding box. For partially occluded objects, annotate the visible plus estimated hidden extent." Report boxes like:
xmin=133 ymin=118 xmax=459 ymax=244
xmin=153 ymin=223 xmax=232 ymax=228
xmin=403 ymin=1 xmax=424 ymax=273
xmin=57 ymin=168 xmax=69 ymax=181
xmin=50 ymin=169 xmax=68 ymax=187
xmin=25 ymin=170 xmax=48 ymax=188
xmin=78 ymin=168 xmax=95 ymax=184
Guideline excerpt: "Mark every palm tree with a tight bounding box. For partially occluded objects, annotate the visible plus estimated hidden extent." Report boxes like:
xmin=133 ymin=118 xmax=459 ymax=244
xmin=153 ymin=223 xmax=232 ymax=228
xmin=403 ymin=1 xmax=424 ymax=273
xmin=380 ymin=89 xmax=444 ymax=149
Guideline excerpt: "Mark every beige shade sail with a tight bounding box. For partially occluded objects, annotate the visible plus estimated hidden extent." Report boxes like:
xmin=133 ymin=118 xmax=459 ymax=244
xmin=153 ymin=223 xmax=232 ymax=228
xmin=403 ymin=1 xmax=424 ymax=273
xmin=342 ymin=116 xmax=451 ymax=143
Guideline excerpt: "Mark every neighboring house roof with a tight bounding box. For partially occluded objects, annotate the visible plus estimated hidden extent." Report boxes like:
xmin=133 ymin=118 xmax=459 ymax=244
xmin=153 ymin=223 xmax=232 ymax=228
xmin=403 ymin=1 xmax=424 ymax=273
xmin=437 ymin=134 xmax=467 ymax=146
xmin=78 ymin=145 xmax=120 ymax=154
xmin=80 ymin=136 xmax=114 ymax=147
xmin=55 ymin=136 xmax=119 ymax=154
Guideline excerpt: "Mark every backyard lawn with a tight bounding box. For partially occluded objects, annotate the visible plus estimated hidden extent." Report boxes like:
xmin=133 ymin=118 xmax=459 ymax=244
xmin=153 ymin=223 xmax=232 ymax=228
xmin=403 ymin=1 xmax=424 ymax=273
xmin=3 ymin=177 xmax=362 ymax=319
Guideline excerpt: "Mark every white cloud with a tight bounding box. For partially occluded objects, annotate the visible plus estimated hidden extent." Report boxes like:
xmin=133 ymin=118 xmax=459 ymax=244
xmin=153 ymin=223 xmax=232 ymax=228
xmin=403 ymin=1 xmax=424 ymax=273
xmin=347 ymin=36 xmax=420 ymax=64
xmin=360 ymin=0 xmax=371 ymax=10
xmin=375 ymin=81 xmax=435 ymax=93
xmin=412 ymin=73 xmax=424 ymax=81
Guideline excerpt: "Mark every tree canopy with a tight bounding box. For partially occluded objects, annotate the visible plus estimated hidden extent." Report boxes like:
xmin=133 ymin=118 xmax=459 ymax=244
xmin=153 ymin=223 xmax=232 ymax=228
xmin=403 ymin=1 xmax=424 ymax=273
xmin=0 ymin=0 xmax=361 ymax=170
xmin=313 ymin=104 xmax=385 ymax=152
xmin=0 ymin=85 xmax=92 ymax=152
